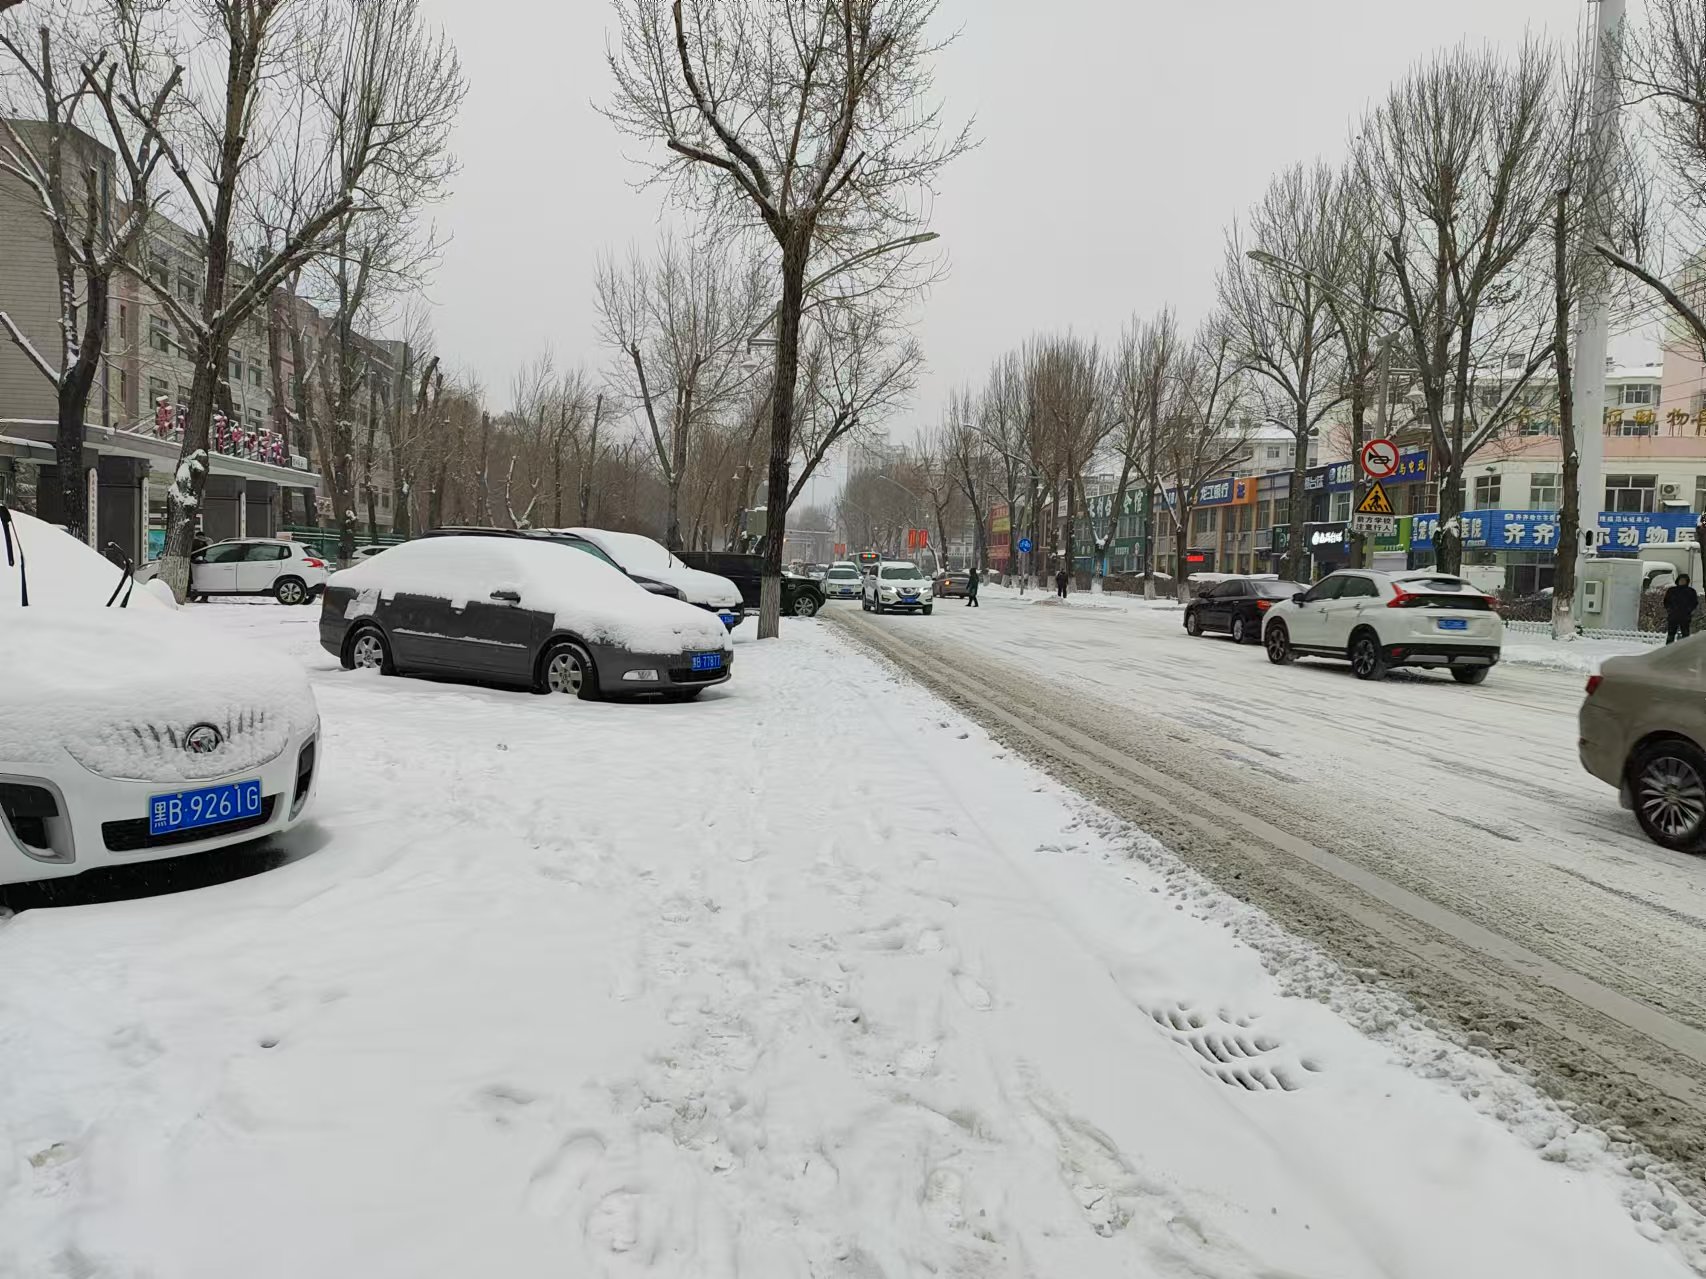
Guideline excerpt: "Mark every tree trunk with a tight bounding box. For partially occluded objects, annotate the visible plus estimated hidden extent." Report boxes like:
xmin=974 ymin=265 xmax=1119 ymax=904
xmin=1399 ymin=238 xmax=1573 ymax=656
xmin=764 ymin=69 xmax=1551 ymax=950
xmin=1062 ymin=469 xmax=1077 ymax=589
xmin=477 ymin=411 xmax=491 ymax=524
xmin=758 ymin=225 xmax=810 ymax=639
xmin=159 ymin=357 xmax=221 ymax=600
xmin=1174 ymin=506 xmax=1191 ymax=602
xmin=579 ymin=394 xmax=603 ymax=526
xmin=1286 ymin=410 xmax=1309 ymax=581
xmin=1552 ymin=188 xmax=1580 ymax=640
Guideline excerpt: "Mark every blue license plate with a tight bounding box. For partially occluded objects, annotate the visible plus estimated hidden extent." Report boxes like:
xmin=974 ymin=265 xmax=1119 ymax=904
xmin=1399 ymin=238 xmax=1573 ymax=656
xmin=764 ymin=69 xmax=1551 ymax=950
xmin=691 ymin=652 xmax=724 ymax=672
xmin=1438 ymin=618 xmax=1468 ymax=631
xmin=719 ymin=613 xmax=738 ymax=628
xmin=149 ymin=779 xmax=264 ymax=836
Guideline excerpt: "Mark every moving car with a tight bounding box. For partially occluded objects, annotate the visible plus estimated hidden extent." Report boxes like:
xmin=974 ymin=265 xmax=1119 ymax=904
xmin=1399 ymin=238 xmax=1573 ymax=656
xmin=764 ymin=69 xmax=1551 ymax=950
xmin=0 ymin=508 xmax=320 ymax=885
xmin=319 ymin=534 xmax=733 ymax=701
xmin=863 ymin=561 xmax=933 ymax=614
xmin=823 ymin=564 xmax=863 ymax=600
xmin=676 ymin=550 xmax=827 ymax=618
xmin=190 ymin=537 xmax=329 ymax=605
xmin=1261 ymin=569 xmax=1503 ymax=683
xmin=561 ymin=527 xmax=746 ymax=628
xmin=933 ymin=568 xmax=975 ymax=599
xmin=1185 ymin=578 xmax=1304 ymax=645
xmin=1580 ymin=641 xmax=1706 ymax=852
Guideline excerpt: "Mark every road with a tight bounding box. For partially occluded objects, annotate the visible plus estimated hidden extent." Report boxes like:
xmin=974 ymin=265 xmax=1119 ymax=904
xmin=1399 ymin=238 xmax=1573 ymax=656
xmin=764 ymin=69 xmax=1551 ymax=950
xmin=828 ymin=588 xmax=1706 ymax=1196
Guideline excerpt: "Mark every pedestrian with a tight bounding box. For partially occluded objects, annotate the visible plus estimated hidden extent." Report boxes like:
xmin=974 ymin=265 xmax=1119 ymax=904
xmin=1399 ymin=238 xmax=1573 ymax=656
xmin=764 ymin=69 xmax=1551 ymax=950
xmin=965 ymin=565 xmax=980 ymax=608
xmin=1665 ymin=573 xmax=1699 ymax=644
xmin=1055 ymin=568 xmax=1068 ymax=599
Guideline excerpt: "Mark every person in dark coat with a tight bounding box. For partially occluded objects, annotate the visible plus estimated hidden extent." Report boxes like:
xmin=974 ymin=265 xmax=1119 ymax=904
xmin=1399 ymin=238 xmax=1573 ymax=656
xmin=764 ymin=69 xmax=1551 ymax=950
xmin=1664 ymin=573 xmax=1700 ymax=644
xmin=964 ymin=566 xmax=980 ymax=607
xmin=1055 ymin=568 xmax=1068 ymax=599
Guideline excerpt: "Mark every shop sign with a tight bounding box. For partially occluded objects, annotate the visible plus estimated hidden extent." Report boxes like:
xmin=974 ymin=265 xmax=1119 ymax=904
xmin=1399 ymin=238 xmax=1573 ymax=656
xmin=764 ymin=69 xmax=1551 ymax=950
xmin=1304 ymin=449 xmax=1429 ymax=494
xmin=1410 ymin=508 xmax=1700 ymax=552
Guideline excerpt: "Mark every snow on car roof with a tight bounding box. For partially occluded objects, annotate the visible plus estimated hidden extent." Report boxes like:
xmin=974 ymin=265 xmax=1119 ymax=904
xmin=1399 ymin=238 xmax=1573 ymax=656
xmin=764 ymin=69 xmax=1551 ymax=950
xmin=562 ymin=527 xmax=674 ymax=573
xmin=0 ymin=508 xmax=168 ymax=611
xmin=330 ymin=534 xmax=730 ymax=655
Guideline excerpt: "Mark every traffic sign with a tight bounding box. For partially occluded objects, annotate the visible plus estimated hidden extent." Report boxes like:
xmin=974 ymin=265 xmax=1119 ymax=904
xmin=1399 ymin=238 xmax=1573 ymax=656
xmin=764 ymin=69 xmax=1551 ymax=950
xmin=1361 ymin=437 xmax=1400 ymax=480
xmin=1350 ymin=513 xmax=1397 ymax=536
xmin=1356 ymin=481 xmax=1395 ymax=517
xmin=1016 ymin=537 xmax=1034 ymax=554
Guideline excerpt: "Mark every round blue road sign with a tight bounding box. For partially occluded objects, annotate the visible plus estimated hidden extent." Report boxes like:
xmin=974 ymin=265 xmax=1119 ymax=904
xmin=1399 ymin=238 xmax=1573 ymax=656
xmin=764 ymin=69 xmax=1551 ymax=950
xmin=1016 ymin=537 xmax=1033 ymax=554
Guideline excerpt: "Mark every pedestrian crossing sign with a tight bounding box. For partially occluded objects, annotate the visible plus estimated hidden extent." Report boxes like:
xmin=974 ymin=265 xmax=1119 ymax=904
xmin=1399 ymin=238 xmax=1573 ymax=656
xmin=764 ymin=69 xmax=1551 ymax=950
xmin=1356 ymin=481 xmax=1395 ymax=517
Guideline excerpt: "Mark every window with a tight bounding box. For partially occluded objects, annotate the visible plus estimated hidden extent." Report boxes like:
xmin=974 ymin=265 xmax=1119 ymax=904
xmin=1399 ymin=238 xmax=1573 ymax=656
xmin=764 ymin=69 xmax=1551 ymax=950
xmin=149 ymin=315 xmax=171 ymax=353
xmin=118 ymin=303 xmax=128 ymax=333
xmin=1478 ymin=383 xmax=1503 ymax=410
xmin=176 ymin=383 xmax=191 ymax=406
xmin=1192 ymin=508 xmax=1214 ymax=539
xmin=177 ymin=273 xmax=197 ymax=304
xmin=380 ymin=490 xmax=391 ymax=511
xmin=148 ymin=376 xmax=168 ymax=406
xmin=1301 ymin=578 xmax=1344 ymax=603
xmin=200 ymin=542 xmax=247 ymax=564
xmin=229 ymin=348 xmax=242 ymax=380
xmin=1329 ymin=490 xmax=1351 ymax=522
xmin=249 ymin=364 xmax=264 ymax=387
xmin=1472 ymin=474 xmax=1502 ymax=509
xmin=1606 ymin=474 xmax=1657 ymax=513
xmin=251 ymin=315 xmax=265 ymax=339
xmin=1529 ymin=473 xmax=1558 ymax=509
xmin=1339 ymin=575 xmax=1379 ymax=599
xmin=149 ymin=252 xmax=169 ymax=287
xmin=880 ymin=565 xmax=922 ymax=580
xmin=1621 ymin=383 xmax=1656 ymax=406
xmin=243 ymin=543 xmax=290 ymax=562
xmin=246 ymin=408 xmax=261 ymax=429
xmin=1265 ymin=445 xmax=1281 ymax=462
xmin=119 ymin=369 xmax=129 ymax=404
xmin=1272 ymin=499 xmax=1289 ymax=527
xmin=1255 ymin=500 xmax=1271 ymax=531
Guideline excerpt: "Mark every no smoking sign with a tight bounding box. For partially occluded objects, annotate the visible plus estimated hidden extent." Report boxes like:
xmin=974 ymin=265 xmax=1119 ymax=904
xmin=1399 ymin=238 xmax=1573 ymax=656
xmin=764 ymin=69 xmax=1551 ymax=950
xmin=1361 ymin=437 xmax=1400 ymax=480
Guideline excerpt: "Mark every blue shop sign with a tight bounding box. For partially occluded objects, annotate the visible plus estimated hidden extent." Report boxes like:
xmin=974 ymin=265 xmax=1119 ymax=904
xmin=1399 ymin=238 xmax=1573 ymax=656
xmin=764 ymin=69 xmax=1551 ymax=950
xmin=1410 ymin=508 xmax=1700 ymax=552
xmin=1304 ymin=449 xmax=1429 ymax=494
xmin=1197 ymin=477 xmax=1235 ymax=506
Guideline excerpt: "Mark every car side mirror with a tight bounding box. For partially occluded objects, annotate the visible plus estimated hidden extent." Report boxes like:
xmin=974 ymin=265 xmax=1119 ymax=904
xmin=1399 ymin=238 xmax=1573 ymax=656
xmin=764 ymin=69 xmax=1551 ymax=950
xmin=1291 ymin=592 xmax=1307 ymax=604
xmin=490 ymin=588 xmax=521 ymax=604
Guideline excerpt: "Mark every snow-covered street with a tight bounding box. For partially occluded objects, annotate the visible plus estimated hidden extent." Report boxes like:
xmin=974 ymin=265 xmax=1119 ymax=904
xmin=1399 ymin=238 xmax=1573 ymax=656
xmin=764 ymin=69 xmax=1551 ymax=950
xmin=1 ymin=601 xmax=1701 ymax=1277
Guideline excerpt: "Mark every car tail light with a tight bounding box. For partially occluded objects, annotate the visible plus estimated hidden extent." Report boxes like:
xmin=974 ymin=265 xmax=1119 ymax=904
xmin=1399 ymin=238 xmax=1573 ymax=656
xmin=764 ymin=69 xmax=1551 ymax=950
xmin=1255 ymin=599 xmax=1273 ymax=611
xmin=1387 ymin=584 xmax=1415 ymax=608
xmin=303 ymin=557 xmax=326 ymax=569
xmin=1586 ymin=675 xmax=1603 ymax=696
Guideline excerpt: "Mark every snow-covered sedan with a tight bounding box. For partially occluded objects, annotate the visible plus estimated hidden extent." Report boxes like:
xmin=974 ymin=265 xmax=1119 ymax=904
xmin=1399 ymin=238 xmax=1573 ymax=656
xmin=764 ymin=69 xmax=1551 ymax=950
xmin=319 ymin=534 xmax=734 ymax=701
xmin=862 ymin=561 xmax=934 ymax=614
xmin=1261 ymin=569 xmax=1503 ymax=683
xmin=560 ymin=527 xmax=746 ymax=629
xmin=0 ymin=509 xmax=320 ymax=885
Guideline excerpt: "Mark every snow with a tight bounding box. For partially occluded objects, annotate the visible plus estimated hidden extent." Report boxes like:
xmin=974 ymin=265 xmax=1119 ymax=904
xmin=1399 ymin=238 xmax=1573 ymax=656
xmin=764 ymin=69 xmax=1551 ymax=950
xmin=329 ymin=534 xmax=732 ymax=656
xmin=0 ymin=602 xmax=1695 ymax=1277
xmin=0 ymin=509 xmax=166 ymax=611
xmin=561 ymin=526 xmax=745 ymax=610
xmin=0 ymin=610 xmax=317 ymax=783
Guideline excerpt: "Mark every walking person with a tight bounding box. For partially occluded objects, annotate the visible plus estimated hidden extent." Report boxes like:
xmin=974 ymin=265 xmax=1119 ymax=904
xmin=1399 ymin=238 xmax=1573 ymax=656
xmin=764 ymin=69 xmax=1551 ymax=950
xmin=1055 ymin=568 xmax=1068 ymax=599
xmin=964 ymin=565 xmax=980 ymax=608
xmin=1665 ymin=573 xmax=1699 ymax=644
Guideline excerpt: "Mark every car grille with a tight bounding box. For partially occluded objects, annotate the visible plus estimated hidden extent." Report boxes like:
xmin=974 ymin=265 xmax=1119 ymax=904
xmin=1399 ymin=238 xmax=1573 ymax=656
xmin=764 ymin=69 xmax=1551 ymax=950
xmin=66 ymin=706 xmax=294 ymax=783
xmin=103 ymin=795 xmax=277 ymax=852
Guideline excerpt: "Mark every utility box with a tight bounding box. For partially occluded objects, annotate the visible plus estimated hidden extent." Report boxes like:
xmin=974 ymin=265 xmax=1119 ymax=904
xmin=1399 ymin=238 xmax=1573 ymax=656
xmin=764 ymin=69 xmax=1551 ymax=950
xmin=1577 ymin=557 xmax=1647 ymax=630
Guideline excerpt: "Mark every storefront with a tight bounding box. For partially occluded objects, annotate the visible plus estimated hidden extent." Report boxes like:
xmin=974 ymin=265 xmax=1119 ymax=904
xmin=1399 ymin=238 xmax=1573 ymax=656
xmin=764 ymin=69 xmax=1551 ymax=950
xmin=1409 ymin=508 xmax=1702 ymax=593
xmin=1304 ymin=522 xmax=1352 ymax=577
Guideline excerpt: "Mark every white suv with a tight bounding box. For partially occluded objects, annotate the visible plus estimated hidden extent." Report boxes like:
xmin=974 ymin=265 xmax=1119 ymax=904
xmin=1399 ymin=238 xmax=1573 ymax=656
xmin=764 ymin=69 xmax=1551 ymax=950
xmin=1260 ymin=569 xmax=1503 ymax=684
xmin=191 ymin=538 xmax=329 ymax=605
xmin=862 ymin=560 xmax=933 ymax=614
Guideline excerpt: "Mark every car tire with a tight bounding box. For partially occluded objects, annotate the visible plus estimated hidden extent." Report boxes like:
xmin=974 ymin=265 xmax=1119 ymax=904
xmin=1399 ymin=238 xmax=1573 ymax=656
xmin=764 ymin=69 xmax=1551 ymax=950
xmin=1629 ymin=737 xmax=1706 ymax=853
xmin=1231 ymin=615 xmax=1250 ymax=644
xmin=1185 ymin=609 xmax=1202 ymax=637
xmin=792 ymin=593 xmax=820 ymax=618
xmin=1349 ymin=630 xmax=1388 ymax=681
xmin=274 ymin=576 xmax=308 ymax=606
xmin=1264 ymin=622 xmax=1294 ymax=665
xmin=343 ymin=623 xmax=395 ymax=674
xmin=1450 ymin=665 xmax=1490 ymax=685
xmin=862 ymin=596 xmax=871 ymax=612
xmin=923 ymin=604 xmax=933 ymax=615
xmin=536 ymin=639 xmax=599 ymax=700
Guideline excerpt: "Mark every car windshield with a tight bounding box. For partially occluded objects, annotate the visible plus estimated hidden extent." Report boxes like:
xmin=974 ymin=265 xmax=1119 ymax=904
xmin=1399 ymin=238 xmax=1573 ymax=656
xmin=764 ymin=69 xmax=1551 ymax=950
xmin=881 ymin=565 xmax=923 ymax=580
xmin=828 ymin=568 xmax=858 ymax=579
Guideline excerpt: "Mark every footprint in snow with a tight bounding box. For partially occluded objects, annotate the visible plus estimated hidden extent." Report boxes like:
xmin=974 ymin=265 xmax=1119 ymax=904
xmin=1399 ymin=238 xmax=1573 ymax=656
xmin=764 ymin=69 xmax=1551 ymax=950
xmin=954 ymin=971 xmax=992 ymax=1012
xmin=525 ymin=1130 xmax=606 ymax=1218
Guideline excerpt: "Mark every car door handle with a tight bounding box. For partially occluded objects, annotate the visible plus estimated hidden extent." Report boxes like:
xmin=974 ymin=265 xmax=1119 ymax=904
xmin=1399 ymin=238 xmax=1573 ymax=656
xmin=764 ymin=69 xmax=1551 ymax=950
xmin=490 ymin=589 xmax=521 ymax=605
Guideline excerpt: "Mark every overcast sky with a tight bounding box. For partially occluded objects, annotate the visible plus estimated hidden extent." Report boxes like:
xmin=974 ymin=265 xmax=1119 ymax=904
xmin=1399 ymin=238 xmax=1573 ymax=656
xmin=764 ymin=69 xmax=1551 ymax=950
xmin=413 ymin=0 xmax=1645 ymax=467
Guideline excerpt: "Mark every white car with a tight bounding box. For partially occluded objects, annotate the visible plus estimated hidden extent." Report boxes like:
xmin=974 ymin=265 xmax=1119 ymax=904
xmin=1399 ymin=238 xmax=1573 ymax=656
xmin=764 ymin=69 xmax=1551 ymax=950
xmin=862 ymin=560 xmax=934 ymax=614
xmin=1260 ymin=568 xmax=1504 ymax=683
xmin=191 ymin=537 xmax=329 ymax=605
xmin=822 ymin=564 xmax=863 ymax=600
xmin=0 ymin=509 xmax=320 ymax=885
xmin=559 ymin=527 xmax=746 ymax=628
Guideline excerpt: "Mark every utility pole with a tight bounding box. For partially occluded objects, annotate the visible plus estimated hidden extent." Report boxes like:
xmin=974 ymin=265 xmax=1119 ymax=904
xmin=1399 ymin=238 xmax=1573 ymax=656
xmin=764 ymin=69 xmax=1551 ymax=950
xmin=1571 ymin=0 xmax=1624 ymax=572
xmin=1352 ymin=334 xmax=1396 ymax=569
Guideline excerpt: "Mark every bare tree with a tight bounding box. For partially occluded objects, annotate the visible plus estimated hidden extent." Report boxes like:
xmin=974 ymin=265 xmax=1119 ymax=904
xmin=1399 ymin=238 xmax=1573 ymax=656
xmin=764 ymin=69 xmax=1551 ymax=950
xmin=1161 ymin=319 xmax=1253 ymax=602
xmin=943 ymin=389 xmax=992 ymax=572
xmin=1104 ymin=308 xmax=1177 ymax=596
xmin=0 ymin=0 xmax=174 ymax=540
xmin=975 ymin=352 xmax=1032 ymax=585
xmin=1361 ymin=42 xmax=1559 ymax=574
xmin=1221 ymin=162 xmax=1348 ymax=581
xmin=606 ymin=0 xmax=973 ymax=637
xmin=131 ymin=0 xmax=464 ymax=599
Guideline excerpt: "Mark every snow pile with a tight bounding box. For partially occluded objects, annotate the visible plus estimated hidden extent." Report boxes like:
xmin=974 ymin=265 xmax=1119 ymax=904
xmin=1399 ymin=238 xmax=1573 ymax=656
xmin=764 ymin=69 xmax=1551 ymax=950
xmin=0 ymin=509 xmax=166 ymax=611
xmin=562 ymin=527 xmax=744 ymax=609
xmin=0 ymin=610 xmax=317 ymax=783
xmin=330 ymin=535 xmax=732 ymax=655
xmin=1502 ymin=629 xmax=1658 ymax=675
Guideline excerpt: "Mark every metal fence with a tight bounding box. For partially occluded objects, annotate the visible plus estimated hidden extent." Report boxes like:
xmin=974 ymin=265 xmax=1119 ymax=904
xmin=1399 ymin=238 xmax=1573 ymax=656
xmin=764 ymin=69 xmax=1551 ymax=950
xmin=1503 ymin=620 xmax=1663 ymax=645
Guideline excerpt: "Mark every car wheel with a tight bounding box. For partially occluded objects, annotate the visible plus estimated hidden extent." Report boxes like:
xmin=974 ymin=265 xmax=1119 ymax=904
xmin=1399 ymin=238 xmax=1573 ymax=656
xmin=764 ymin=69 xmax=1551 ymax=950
xmin=792 ymin=593 xmax=820 ymax=618
xmin=1349 ymin=631 xmax=1388 ymax=681
xmin=862 ymin=596 xmax=871 ymax=612
xmin=1450 ymin=665 xmax=1490 ymax=685
xmin=1231 ymin=615 xmax=1249 ymax=644
xmin=343 ymin=624 xmax=394 ymax=674
xmin=275 ymin=576 xmax=307 ymax=606
xmin=537 ymin=640 xmax=599 ymax=700
xmin=1264 ymin=622 xmax=1294 ymax=665
xmin=923 ymin=604 xmax=933 ymax=615
xmin=1185 ymin=609 xmax=1202 ymax=636
xmin=1630 ymin=737 xmax=1706 ymax=852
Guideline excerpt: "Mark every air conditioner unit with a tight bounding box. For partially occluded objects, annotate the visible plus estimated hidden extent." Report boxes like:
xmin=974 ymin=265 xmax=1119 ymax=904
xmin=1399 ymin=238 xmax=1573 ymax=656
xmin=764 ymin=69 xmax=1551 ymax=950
xmin=1662 ymin=483 xmax=1684 ymax=498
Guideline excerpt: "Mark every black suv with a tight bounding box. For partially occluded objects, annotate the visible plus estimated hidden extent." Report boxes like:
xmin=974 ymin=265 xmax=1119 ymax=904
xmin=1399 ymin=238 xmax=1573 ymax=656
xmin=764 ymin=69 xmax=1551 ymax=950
xmin=676 ymin=551 xmax=825 ymax=617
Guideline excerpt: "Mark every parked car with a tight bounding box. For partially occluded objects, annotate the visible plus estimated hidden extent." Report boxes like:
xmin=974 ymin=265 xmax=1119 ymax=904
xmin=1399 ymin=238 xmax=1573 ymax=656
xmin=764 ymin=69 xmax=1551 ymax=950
xmin=823 ymin=564 xmax=863 ymax=600
xmin=1185 ymin=578 xmax=1304 ymax=645
xmin=320 ymin=534 xmax=732 ymax=701
xmin=676 ymin=550 xmax=827 ymax=618
xmin=1580 ymin=640 xmax=1706 ymax=851
xmin=421 ymin=527 xmax=688 ymax=601
xmin=1261 ymin=569 xmax=1503 ymax=683
xmin=863 ymin=561 xmax=933 ymax=614
xmin=190 ymin=538 xmax=329 ymax=605
xmin=352 ymin=545 xmax=390 ymax=561
xmin=561 ymin=528 xmax=746 ymax=628
xmin=933 ymin=568 xmax=974 ymax=599
xmin=1 ymin=508 xmax=320 ymax=886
